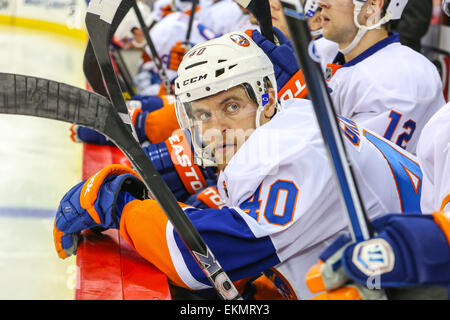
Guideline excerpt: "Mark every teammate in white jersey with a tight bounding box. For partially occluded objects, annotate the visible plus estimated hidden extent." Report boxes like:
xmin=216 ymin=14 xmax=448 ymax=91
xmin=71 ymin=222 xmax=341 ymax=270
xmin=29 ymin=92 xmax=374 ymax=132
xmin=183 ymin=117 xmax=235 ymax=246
xmin=195 ymin=0 xmax=251 ymax=35
xmin=54 ymin=31 xmax=426 ymax=300
xmin=135 ymin=6 xmax=218 ymax=95
xmin=252 ymin=0 xmax=445 ymax=155
xmin=318 ymin=0 xmax=445 ymax=154
xmin=417 ymin=102 xmax=450 ymax=213
xmin=300 ymin=0 xmax=450 ymax=300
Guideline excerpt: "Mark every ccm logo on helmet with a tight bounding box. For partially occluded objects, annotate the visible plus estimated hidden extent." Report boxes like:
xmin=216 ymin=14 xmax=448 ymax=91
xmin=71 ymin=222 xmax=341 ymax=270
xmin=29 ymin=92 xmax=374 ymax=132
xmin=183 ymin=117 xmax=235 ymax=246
xmin=183 ymin=74 xmax=208 ymax=86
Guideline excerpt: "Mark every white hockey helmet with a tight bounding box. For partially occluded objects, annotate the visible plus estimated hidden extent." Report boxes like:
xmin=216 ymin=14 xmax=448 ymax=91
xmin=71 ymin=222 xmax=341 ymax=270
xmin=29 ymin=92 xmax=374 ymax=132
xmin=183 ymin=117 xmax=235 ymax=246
xmin=174 ymin=31 xmax=279 ymax=166
xmin=304 ymin=0 xmax=320 ymax=17
xmin=443 ymin=0 xmax=450 ymax=17
xmin=341 ymin=0 xmax=409 ymax=55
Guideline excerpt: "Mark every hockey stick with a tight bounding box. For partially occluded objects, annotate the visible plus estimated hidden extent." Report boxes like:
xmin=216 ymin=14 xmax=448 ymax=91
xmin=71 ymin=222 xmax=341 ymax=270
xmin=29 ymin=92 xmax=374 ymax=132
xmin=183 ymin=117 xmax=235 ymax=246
xmin=277 ymin=0 xmax=373 ymax=243
xmin=110 ymin=46 xmax=137 ymax=96
xmin=86 ymin=0 xmax=242 ymax=300
xmin=83 ymin=0 xmax=135 ymax=98
xmin=0 ymin=72 xmax=241 ymax=300
xmin=233 ymin=0 xmax=275 ymax=42
xmin=83 ymin=42 xmax=109 ymax=97
xmin=85 ymin=0 xmax=138 ymax=140
xmin=132 ymin=0 xmax=174 ymax=95
xmin=184 ymin=0 xmax=198 ymax=51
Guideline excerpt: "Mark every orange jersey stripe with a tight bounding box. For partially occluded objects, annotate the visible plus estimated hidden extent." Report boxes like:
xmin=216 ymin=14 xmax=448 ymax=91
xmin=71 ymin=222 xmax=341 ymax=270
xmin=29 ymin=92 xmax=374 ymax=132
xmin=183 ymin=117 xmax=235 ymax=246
xmin=120 ymin=199 xmax=189 ymax=289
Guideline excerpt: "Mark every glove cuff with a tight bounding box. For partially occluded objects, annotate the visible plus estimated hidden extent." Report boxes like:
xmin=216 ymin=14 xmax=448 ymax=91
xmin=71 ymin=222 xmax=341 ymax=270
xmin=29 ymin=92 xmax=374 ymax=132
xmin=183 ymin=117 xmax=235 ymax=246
xmin=80 ymin=164 xmax=141 ymax=224
xmin=278 ymin=69 xmax=308 ymax=102
xmin=342 ymin=214 xmax=450 ymax=288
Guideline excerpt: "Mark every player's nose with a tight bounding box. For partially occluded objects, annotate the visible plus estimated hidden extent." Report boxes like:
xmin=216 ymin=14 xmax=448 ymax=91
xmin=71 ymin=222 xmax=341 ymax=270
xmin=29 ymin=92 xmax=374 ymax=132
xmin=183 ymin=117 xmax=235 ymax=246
xmin=317 ymin=0 xmax=330 ymax=9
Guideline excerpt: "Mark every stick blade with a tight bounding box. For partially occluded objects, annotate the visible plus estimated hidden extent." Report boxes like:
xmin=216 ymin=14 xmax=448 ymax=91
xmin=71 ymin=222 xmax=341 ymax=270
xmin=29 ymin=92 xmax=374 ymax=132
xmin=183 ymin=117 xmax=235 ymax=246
xmin=0 ymin=72 xmax=111 ymax=132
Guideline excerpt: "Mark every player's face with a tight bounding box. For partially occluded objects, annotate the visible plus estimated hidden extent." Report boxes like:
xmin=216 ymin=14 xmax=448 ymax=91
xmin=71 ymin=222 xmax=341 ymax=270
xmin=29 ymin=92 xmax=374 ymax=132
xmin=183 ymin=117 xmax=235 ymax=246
xmin=319 ymin=0 xmax=385 ymax=45
xmin=189 ymin=85 xmax=275 ymax=171
xmin=318 ymin=0 xmax=358 ymax=45
xmin=308 ymin=9 xmax=323 ymax=35
xmin=269 ymin=0 xmax=291 ymax=39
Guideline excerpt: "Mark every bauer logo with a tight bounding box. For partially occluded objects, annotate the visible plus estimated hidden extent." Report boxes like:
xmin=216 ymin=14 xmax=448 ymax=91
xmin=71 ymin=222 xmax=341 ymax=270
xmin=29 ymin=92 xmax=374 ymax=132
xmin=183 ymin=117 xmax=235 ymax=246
xmin=352 ymin=238 xmax=395 ymax=277
xmin=230 ymin=34 xmax=250 ymax=47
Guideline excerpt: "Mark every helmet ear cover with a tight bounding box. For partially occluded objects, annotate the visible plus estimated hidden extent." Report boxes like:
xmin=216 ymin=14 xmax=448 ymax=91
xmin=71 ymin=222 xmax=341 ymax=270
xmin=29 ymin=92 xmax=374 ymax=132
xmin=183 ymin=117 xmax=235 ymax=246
xmin=241 ymin=76 xmax=275 ymax=107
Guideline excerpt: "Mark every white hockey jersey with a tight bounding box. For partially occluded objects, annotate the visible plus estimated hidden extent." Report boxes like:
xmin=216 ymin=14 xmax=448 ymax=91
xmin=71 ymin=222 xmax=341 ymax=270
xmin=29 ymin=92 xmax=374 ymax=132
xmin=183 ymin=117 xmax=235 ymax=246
xmin=195 ymin=0 xmax=250 ymax=35
xmin=140 ymin=98 xmax=424 ymax=300
xmin=417 ymin=102 xmax=450 ymax=213
xmin=327 ymin=33 xmax=445 ymax=155
xmin=142 ymin=11 xmax=218 ymax=84
xmin=314 ymin=35 xmax=339 ymax=72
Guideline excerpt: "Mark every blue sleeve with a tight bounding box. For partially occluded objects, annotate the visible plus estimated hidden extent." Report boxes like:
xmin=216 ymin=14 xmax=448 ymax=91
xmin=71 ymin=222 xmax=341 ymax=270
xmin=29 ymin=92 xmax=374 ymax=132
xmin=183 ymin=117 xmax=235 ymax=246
xmin=173 ymin=206 xmax=280 ymax=286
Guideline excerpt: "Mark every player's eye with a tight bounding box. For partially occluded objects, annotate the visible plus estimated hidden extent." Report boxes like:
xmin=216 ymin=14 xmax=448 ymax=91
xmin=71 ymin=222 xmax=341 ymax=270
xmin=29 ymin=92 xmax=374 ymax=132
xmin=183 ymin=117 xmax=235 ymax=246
xmin=225 ymin=103 xmax=240 ymax=114
xmin=197 ymin=112 xmax=212 ymax=122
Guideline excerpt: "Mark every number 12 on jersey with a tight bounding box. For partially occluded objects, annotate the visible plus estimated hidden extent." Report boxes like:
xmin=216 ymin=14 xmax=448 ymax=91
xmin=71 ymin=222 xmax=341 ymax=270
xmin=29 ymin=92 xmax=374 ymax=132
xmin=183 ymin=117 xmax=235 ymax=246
xmin=384 ymin=110 xmax=416 ymax=149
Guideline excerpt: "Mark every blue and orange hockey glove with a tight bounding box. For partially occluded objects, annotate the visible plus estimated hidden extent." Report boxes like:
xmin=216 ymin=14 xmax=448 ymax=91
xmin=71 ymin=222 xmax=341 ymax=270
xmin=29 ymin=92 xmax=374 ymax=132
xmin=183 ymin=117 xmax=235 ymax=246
xmin=306 ymin=212 xmax=450 ymax=300
xmin=70 ymin=95 xmax=179 ymax=145
xmin=246 ymin=27 xmax=307 ymax=101
xmin=53 ymin=164 xmax=148 ymax=259
xmin=143 ymin=129 xmax=217 ymax=203
xmin=167 ymin=41 xmax=189 ymax=71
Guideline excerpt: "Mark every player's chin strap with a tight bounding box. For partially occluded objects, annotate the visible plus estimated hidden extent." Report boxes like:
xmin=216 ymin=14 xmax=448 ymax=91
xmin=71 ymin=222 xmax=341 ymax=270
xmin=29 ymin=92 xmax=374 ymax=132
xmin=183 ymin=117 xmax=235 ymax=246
xmin=311 ymin=28 xmax=323 ymax=38
xmin=340 ymin=1 xmax=392 ymax=56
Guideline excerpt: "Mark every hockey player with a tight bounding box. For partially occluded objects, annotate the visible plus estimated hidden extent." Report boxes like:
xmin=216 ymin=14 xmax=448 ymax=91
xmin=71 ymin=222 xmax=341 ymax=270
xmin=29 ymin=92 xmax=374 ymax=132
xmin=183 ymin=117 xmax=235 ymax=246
xmin=54 ymin=32 xmax=427 ymax=299
xmin=302 ymin=0 xmax=450 ymax=300
xmin=417 ymin=102 xmax=450 ymax=213
xmin=130 ymin=0 xmax=218 ymax=96
xmin=417 ymin=0 xmax=450 ymax=214
xmin=195 ymin=0 xmax=252 ymax=35
xmin=114 ymin=0 xmax=153 ymax=50
xmin=165 ymin=0 xmax=255 ymax=74
xmin=251 ymin=0 xmax=445 ymax=154
xmin=304 ymin=103 xmax=450 ymax=300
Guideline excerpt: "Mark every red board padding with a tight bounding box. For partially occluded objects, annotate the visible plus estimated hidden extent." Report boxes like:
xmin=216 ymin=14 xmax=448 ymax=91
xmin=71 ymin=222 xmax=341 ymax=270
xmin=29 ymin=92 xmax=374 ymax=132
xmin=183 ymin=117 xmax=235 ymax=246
xmin=75 ymin=143 xmax=172 ymax=300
